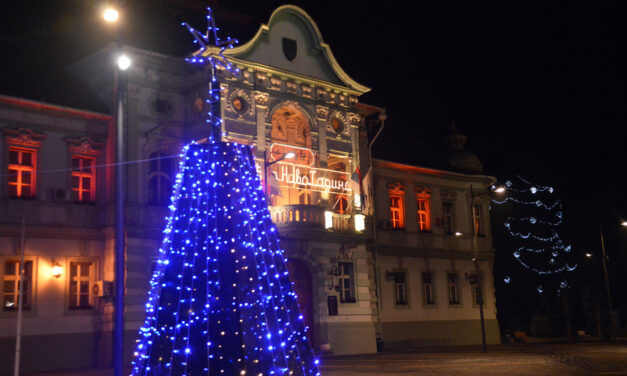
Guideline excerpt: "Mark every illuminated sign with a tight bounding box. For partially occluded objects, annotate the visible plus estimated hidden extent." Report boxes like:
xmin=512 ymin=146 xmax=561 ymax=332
xmin=269 ymin=143 xmax=314 ymax=166
xmin=272 ymin=164 xmax=350 ymax=194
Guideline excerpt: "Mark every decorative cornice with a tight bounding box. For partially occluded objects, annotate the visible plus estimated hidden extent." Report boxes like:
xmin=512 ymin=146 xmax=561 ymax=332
xmin=253 ymin=91 xmax=269 ymax=107
xmin=315 ymin=105 xmax=329 ymax=120
xmin=387 ymin=182 xmax=406 ymax=195
xmin=440 ymin=188 xmax=458 ymax=202
xmin=64 ymin=136 xmax=104 ymax=156
xmin=415 ymin=185 xmax=433 ymax=197
xmin=346 ymin=112 xmax=360 ymax=127
xmin=2 ymin=127 xmax=46 ymax=147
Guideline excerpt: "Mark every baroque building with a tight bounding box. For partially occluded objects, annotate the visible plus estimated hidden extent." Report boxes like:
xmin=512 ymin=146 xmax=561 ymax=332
xmin=0 ymin=5 xmax=499 ymax=374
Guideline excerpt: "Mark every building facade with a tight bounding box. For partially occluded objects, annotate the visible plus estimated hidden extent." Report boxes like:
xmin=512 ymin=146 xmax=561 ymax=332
xmin=0 ymin=5 xmax=499 ymax=374
xmin=368 ymin=159 xmax=501 ymax=348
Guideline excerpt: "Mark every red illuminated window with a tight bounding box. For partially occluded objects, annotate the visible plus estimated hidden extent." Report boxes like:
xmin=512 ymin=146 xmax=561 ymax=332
xmin=71 ymin=156 xmax=95 ymax=202
xmin=7 ymin=147 xmax=36 ymax=198
xmin=417 ymin=197 xmax=431 ymax=231
xmin=389 ymin=194 xmax=404 ymax=229
xmin=3 ymin=260 xmax=33 ymax=311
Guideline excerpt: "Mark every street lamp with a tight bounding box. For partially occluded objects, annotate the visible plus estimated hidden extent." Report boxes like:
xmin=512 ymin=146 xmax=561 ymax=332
xmin=263 ymin=151 xmax=295 ymax=200
xmin=467 ymin=183 xmax=505 ymax=352
xmin=598 ymin=220 xmax=625 ymax=341
xmin=103 ymin=5 xmax=130 ymax=376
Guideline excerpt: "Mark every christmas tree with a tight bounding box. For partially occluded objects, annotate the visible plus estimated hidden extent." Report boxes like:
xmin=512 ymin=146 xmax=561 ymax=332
xmin=130 ymin=8 xmax=320 ymax=376
xmin=492 ymin=176 xmax=577 ymax=294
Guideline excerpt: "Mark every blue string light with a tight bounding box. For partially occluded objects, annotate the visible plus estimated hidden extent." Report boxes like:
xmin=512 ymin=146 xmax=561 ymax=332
xmin=130 ymin=8 xmax=320 ymax=375
xmin=492 ymin=176 xmax=576 ymax=293
xmin=130 ymin=143 xmax=320 ymax=375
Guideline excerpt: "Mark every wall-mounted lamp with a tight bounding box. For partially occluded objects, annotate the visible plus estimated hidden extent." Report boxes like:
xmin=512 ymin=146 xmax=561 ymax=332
xmin=354 ymin=214 xmax=366 ymax=232
xmin=52 ymin=261 xmax=63 ymax=278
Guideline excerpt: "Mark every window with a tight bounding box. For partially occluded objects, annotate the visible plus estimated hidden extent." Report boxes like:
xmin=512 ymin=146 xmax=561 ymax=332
xmin=421 ymin=271 xmax=435 ymax=305
xmin=448 ymin=273 xmax=460 ymax=305
xmin=333 ymin=194 xmax=348 ymax=214
xmin=3 ymin=260 xmax=33 ymax=311
xmin=69 ymin=261 xmax=94 ymax=310
xmin=471 ymin=273 xmax=484 ymax=306
xmin=393 ymin=271 xmax=408 ymax=305
xmin=417 ymin=197 xmax=431 ymax=231
xmin=389 ymin=194 xmax=405 ymax=229
xmin=7 ymin=147 xmax=36 ymax=198
xmin=442 ymin=202 xmax=454 ymax=234
xmin=338 ymin=262 xmax=355 ymax=303
xmin=147 ymin=151 xmax=174 ymax=205
xmin=71 ymin=156 xmax=95 ymax=202
xmin=472 ymin=204 xmax=483 ymax=235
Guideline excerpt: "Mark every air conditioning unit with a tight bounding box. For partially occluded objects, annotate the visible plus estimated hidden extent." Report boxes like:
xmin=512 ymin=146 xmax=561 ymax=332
xmin=51 ymin=188 xmax=72 ymax=201
xmin=93 ymin=280 xmax=112 ymax=297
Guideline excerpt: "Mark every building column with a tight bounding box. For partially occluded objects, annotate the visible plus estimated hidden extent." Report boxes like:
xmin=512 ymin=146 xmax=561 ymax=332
xmin=253 ymin=91 xmax=269 ymax=157
xmin=404 ymin=183 xmax=418 ymax=232
xmin=315 ymin=105 xmax=329 ymax=167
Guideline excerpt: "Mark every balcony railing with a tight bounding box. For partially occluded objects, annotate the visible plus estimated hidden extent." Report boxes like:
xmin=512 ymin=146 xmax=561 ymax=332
xmin=269 ymin=204 xmax=354 ymax=233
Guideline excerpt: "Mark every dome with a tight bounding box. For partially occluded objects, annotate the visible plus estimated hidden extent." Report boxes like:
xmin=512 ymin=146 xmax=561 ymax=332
xmin=444 ymin=121 xmax=484 ymax=174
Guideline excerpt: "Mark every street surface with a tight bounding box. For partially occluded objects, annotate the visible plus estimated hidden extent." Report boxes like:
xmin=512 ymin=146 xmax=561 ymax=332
xmin=21 ymin=343 xmax=627 ymax=376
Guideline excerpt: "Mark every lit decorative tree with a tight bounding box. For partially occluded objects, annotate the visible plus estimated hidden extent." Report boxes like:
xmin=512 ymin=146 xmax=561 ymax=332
xmin=130 ymin=8 xmax=320 ymax=376
xmin=492 ymin=176 xmax=577 ymax=294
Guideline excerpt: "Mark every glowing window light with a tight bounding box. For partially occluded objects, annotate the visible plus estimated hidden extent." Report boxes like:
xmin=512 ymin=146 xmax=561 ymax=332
xmin=354 ymin=214 xmax=365 ymax=232
xmin=324 ymin=211 xmax=333 ymax=229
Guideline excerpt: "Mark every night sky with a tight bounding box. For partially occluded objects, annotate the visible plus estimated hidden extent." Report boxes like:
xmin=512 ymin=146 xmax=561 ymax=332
xmin=2 ymin=1 xmax=626 ymax=316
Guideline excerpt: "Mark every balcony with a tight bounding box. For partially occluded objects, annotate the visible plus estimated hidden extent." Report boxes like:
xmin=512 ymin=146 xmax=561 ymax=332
xmin=269 ymin=204 xmax=354 ymax=233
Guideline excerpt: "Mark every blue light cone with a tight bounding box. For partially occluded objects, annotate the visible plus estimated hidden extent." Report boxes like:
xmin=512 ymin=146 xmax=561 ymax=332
xmin=130 ymin=142 xmax=320 ymax=376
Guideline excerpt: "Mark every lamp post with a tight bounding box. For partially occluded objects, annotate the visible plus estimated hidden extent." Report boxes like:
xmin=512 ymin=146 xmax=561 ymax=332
xmin=104 ymin=6 xmax=129 ymax=376
xmin=599 ymin=225 xmax=615 ymax=341
xmin=367 ymin=109 xmax=386 ymax=348
xmin=458 ymin=184 xmax=505 ymax=353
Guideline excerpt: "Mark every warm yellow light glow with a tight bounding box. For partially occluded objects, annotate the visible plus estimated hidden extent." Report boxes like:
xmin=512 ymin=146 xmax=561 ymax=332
xmin=354 ymin=214 xmax=365 ymax=232
xmin=284 ymin=152 xmax=296 ymax=159
xmin=52 ymin=263 xmax=63 ymax=278
xmin=324 ymin=211 xmax=333 ymax=229
xmin=621 ymin=221 xmax=627 ymax=227
xmin=103 ymin=8 xmax=119 ymax=22
xmin=585 ymin=253 xmax=593 ymax=258
xmin=455 ymin=231 xmax=463 ymax=237
xmin=493 ymin=186 xmax=506 ymax=193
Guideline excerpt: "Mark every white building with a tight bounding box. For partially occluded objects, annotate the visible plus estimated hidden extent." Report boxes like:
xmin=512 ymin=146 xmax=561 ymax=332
xmin=0 ymin=5 xmax=500 ymax=374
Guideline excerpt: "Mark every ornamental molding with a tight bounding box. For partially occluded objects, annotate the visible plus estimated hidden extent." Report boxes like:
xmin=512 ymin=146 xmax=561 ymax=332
xmin=415 ymin=185 xmax=433 ymax=197
xmin=327 ymin=111 xmax=347 ymax=136
xmin=253 ymin=91 xmax=269 ymax=107
xmin=440 ymin=188 xmax=458 ymax=202
xmin=315 ymin=105 xmax=329 ymax=120
xmin=346 ymin=112 xmax=360 ymax=127
xmin=387 ymin=182 xmax=406 ymax=195
xmin=226 ymin=87 xmax=254 ymax=117
xmin=2 ymin=127 xmax=46 ymax=147
xmin=64 ymin=136 xmax=104 ymax=156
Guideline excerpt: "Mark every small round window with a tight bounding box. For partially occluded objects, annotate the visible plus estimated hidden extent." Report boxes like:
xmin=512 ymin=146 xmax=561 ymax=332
xmin=331 ymin=117 xmax=344 ymax=133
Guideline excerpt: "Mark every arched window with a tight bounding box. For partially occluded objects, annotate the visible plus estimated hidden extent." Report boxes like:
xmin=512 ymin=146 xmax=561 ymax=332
xmin=147 ymin=151 xmax=173 ymax=205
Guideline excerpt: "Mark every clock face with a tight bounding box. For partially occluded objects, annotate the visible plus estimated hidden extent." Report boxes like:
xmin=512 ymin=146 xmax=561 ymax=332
xmin=232 ymin=97 xmax=246 ymax=112
xmin=331 ymin=117 xmax=344 ymax=133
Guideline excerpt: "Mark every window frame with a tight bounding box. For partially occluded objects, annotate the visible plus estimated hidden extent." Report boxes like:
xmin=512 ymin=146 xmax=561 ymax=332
xmin=71 ymin=155 xmax=96 ymax=203
xmin=7 ymin=146 xmax=37 ymax=199
xmin=388 ymin=194 xmax=405 ymax=230
xmin=337 ymin=262 xmax=356 ymax=304
xmin=442 ymin=202 xmax=455 ymax=235
xmin=0 ymin=255 xmax=37 ymax=317
xmin=471 ymin=272 xmax=485 ymax=307
xmin=447 ymin=272 xmax=461 ymax=307
xmin=65 ymin=257 xmax=98 ymax=314
xmin=146 ymin=151 xmax=175 ymax=206
xmin=472 ymin=204 xmax=484 ymax=236
xmin=416 ymin=195 xmax=431 ymax=232
xmin=392 ymin=270 xmax=409 ymax=307
xmin=421 ymin=271 xmax=436 ymax=307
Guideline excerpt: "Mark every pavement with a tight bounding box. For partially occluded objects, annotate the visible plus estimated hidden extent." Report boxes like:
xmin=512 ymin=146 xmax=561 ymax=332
xmin=20 ymin=343 xmax=627 ymax=376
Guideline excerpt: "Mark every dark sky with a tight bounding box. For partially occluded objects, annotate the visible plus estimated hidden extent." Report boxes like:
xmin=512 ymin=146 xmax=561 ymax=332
xmin=2 ymin=1 xmax=626 ymax=301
